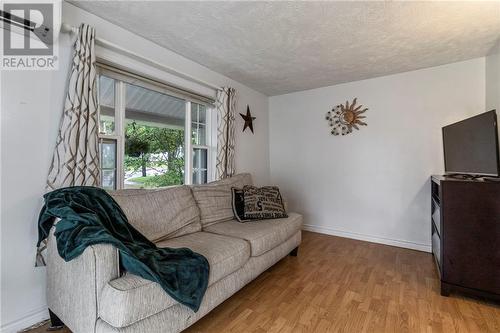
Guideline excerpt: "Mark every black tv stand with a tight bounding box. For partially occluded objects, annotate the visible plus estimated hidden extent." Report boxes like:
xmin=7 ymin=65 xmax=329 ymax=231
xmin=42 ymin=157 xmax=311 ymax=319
xmin=431 ymin=175 xmax=500 ymax=301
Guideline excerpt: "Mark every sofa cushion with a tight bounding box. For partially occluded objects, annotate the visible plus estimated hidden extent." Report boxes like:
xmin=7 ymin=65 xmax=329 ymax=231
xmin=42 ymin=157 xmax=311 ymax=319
xmin=99 ymin=232 xmax=250 ymax=328
xmin=208 ymin=173 xmax=253 ymax=187
xmin=156 ymin=232 xmax=250 ymax=285
xmin=110 ymin=186 xmax=201 ymax=243
xmin=191 ymin=173 xmax=253 ymax=227
xmin=204 ymin=212 xmax=303 ymax=256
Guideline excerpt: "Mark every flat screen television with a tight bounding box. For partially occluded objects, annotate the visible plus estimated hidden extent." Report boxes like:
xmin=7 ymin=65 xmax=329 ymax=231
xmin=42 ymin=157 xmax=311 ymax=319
xmin=442 ymin=110 xmax=499 ymax=177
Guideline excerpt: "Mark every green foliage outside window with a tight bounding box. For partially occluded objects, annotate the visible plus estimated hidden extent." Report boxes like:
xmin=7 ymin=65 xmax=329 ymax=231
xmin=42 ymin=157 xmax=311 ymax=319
xmin=124 ymin=121 xmax=184 ymax=188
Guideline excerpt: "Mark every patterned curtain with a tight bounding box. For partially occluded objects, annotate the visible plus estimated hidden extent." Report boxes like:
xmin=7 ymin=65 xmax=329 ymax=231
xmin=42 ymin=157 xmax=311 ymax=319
xmin=36 ymin=24 xmax=99 ymax=266
xmin=215 ymin=87 xmax=237 ymax=180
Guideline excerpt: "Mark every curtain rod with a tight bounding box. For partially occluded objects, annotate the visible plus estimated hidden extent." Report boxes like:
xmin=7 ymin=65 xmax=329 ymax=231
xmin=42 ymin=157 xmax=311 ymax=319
xmin=61 ymin=23 xmax=222 ymax=92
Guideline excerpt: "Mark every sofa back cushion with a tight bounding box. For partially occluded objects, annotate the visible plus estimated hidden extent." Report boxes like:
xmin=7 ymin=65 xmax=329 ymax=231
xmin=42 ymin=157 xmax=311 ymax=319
xmin=191 ymin=173 xmax=253 ymax=228
xmin=110 ymin=186 xmax=201 ymax=243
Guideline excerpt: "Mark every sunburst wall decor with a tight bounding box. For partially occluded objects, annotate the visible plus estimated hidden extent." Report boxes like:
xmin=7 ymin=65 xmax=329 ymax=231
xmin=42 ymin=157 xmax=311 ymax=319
xmin=325 ymin=98 xmax=368 ymax=136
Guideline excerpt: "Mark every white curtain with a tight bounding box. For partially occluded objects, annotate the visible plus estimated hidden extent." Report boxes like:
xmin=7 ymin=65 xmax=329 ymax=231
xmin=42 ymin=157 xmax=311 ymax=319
xmin=215 ymin=87 xmax=236 ymax=180
xmin=36 ymin=24 xmax=99 ymax=266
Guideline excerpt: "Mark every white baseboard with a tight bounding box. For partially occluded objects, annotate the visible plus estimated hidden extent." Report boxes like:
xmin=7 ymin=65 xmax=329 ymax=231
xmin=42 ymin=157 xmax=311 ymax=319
xmin=302 ymin=224 xmax=431 ymax=253
xmin=1 ymin=306 xmax=48 ymax=333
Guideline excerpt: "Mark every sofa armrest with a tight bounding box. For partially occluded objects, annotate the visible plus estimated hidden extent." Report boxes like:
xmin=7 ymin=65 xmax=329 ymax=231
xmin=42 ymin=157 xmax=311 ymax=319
xmin=47 ymin=226 xmax=119 ymax=333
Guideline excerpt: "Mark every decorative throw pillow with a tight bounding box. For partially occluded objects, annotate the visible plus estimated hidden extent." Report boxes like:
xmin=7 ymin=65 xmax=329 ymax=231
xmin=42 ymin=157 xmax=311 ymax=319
xmin=242 ymin=185 xmax=288 ymax=220
xmin=231 ymin=187 xmax=251 ymax=223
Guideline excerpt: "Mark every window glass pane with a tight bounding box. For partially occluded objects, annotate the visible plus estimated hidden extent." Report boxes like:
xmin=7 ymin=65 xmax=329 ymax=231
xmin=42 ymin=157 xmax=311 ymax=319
xmin=198 ymin=105 xmax=206 ymax=123
xmin=192 ymin=169 xmax=207 ymax=185
xmin=100 ymin=139 xmax=116 ymax=190
xmin=193 ymin=148 xmax=208 ymax=184
xmin=191 ymin=103 xmax=199 ymax=123
xmin=193 ymin=148 xmax=207 ymax=169
xmin=102 ymin=170 xmax=116 ymax=190
xmin=191 ymin=103 xmax=207 ymax=146
xmin=124 ymin=83 xmax=186 ymax=189
xmin=194 ymin=125 xmax=206 ymax=146
xmin=99 ymin=75 xmax=116 ymax=135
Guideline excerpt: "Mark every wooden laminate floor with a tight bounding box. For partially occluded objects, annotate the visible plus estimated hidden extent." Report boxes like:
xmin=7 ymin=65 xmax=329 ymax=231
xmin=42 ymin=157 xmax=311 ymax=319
xmin=27 ymin=231 xmax=500 ymax=333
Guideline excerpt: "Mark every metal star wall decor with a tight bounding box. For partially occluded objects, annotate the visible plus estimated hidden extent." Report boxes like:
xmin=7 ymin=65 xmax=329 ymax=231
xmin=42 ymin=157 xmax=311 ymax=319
xmin=325 ymin=98 xmax=368 ymax=136
xmin=240 ymin=105 xmax=256 ymax=133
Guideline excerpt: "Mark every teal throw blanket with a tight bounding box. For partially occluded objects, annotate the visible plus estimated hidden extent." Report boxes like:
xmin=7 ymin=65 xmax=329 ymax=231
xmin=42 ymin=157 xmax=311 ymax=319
xmin=37 ymin=186 xmax=209 ymax=312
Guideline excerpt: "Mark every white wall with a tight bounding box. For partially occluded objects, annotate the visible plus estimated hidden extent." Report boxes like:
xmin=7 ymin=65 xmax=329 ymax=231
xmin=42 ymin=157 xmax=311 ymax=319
xmin=0 ymin=33 xmax=73 ymax=332
xmin=0 ymin=3 xmax=269 ymax=331
xmin=269 ymin=58 xmax=486 ymax=252
xmin=486 ymin=39 xmax=500 ymax=112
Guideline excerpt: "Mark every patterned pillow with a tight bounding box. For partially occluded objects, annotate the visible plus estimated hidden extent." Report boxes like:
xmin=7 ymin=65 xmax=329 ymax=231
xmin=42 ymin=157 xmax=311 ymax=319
xmin=231 ymin=187 xmax=250 ymax=223
xmin=242 ymin=185 xmax=288 ymax=220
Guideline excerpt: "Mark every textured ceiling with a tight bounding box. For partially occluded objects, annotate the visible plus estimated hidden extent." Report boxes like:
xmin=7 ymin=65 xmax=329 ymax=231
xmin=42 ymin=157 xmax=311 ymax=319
xmin=72 ymin=1 xmax=500 ymax=96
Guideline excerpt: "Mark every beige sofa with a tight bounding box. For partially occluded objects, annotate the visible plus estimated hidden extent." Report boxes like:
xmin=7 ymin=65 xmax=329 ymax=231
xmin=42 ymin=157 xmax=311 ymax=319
xmin=46 ymin=173 xmax=302 ymax=333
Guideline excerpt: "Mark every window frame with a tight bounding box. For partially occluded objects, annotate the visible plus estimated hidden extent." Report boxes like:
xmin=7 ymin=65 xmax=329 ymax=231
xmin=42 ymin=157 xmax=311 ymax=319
xmin=97 ymin=65 xmax=216 ymax=189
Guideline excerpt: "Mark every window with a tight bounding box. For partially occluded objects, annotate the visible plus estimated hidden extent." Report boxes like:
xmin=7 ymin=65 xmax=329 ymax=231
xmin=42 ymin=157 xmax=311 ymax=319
xmin=100 ymin=139 xmax=117 ymax=190
xmin=191 ymin=103 xmax=208 ymax=185
xmin=98 ymin=75 xmax=116 ymax=135
xmin=97 ymin=67 xmax=215 ymax=189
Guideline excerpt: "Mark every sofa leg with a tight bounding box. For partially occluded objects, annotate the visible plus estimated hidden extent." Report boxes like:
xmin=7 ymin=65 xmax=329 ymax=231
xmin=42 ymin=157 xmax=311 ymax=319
xmin=48 ymin=309 xmax=64 ymax=331
xmin=289 ymin=247 xmax=298 ymax=257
